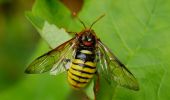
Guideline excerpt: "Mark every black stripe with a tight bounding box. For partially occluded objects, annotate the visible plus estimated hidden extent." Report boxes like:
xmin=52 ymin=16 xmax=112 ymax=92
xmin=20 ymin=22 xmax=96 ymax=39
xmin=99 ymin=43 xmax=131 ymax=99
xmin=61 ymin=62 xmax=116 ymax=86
xmin=71 ymin=84 xmax=80 ymax=88
xmin=71 ymin=67 xmax=94 ymax=75
xmin=70 ymin=77 xmax=87 ymax=84
xmin=72 ymin=62 xmax=96 ymax=69
xmin=69 ymin=71 xmax=89 ymax=79
xmin=75 ymin=52 xmax=95 ymax=61
xmin=79 ymin=45 xmax=95 ymax=51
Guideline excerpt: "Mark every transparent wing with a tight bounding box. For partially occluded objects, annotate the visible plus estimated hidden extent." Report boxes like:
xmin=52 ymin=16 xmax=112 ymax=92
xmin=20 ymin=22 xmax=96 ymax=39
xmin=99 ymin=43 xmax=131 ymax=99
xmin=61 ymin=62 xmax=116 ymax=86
xmin=25 ymin=38 xmax=76 ymax=74
xmin=97 ymin=40 xmax=139 ymax=91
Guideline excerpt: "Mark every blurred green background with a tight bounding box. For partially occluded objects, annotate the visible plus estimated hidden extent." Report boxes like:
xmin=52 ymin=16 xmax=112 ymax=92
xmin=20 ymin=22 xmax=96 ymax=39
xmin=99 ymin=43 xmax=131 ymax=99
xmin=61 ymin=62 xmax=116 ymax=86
xmin=1 ymin=0 xmax=170 ymax=100
xmin=0 ymin=0 xmax=38 ymax=92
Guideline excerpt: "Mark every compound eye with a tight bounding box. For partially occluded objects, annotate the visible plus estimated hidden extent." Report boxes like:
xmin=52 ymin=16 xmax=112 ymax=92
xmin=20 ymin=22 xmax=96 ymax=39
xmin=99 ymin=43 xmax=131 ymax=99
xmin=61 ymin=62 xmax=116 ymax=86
xmin=88 ymin=38 xmax=92 ymax=41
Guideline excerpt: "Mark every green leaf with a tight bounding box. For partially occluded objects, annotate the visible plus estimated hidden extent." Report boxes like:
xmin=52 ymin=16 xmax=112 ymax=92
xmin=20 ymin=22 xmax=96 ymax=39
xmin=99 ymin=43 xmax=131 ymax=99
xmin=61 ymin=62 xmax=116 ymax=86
xmin=83 ymin=80 xmax=95 ymax=100
xmin=26 ymin=12 xmax=72 ymax=48
xmin=26 ymin=0 xmax=170 ymax=100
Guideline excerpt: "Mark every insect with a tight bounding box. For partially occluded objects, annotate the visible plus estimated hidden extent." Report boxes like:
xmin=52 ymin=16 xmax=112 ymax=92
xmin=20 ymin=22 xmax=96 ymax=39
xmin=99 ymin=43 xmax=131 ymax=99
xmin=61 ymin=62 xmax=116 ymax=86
xmin=25 ymin=15 xmax=139 ymax=91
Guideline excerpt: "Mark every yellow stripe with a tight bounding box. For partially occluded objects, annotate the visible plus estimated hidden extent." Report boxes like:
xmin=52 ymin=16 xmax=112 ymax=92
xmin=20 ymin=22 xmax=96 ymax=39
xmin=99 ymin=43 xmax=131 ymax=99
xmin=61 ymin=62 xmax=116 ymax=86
xmin=69 ymin=68 xmax=94 ymax=78
xmin=68 ymin=71 xmax=89 ymax=82
xmin=85 ymin=61 xmax=96 ymax=67
xmin=73 ymin=59 xmax=84 ymax=64
xmin=80 ymin=50 xmax=93 ymax=54
xmin=71 ymin=63 xmax=96 ymax=73
xmin=77 ymin=83 xmax=87 ymax=87
xmin=68 ymin=75 xmax=87 ymax=88
xmin=73 ymin=59 xmax=96 ymax=68
xmin=68 ymin=76 xmax=77 ymax=86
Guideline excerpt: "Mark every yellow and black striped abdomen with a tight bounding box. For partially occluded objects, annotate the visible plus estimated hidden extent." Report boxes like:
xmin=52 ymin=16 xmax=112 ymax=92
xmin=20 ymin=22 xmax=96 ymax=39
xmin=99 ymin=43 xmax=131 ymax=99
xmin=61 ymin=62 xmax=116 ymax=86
xmin=68 ymin=49 xmax=96 ymax=89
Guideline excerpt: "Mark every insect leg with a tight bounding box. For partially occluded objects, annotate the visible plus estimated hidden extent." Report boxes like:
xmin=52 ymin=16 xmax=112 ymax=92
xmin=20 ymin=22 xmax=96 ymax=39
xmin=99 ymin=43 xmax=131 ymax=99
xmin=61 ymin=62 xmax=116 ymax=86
xmin=94 ymin=72 xmax=100 ymax=95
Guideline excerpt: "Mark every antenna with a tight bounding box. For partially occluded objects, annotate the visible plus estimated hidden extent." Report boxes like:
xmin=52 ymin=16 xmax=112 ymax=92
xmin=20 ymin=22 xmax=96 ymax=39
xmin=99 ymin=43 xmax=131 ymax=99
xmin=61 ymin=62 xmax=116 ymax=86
xmin=78 ymin=18 xmax=86 ymax=29
xmin=72 ymin=12 xmax=86 ymax=29
xmin=89 ymin=14 xmax=105 ymax=30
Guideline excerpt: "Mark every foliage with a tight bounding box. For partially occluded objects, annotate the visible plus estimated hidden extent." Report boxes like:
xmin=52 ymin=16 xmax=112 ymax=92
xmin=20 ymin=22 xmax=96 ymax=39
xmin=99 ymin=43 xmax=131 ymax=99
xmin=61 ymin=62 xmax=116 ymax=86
xmin=1 ymin=0 xmax=170 ymax=100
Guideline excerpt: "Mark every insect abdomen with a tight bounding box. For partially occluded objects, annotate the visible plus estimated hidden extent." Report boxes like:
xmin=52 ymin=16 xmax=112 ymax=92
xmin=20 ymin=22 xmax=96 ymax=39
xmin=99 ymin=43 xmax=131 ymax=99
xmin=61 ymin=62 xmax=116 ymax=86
xmin=68 ymin=49 xmax=96 ymax=89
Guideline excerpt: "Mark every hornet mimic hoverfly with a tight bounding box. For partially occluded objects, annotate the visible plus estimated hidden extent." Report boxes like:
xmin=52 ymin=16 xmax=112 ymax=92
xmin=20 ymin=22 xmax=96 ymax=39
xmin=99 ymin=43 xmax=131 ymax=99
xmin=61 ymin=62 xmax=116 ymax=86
xmin=25 ymin=15 xmax=139 ymax=91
